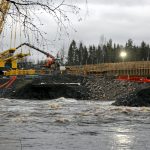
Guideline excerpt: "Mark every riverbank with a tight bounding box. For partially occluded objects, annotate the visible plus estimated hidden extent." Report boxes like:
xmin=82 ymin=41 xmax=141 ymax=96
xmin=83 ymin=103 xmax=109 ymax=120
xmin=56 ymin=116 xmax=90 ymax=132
xmin=0 ymin=74 xmax=150 ymax=106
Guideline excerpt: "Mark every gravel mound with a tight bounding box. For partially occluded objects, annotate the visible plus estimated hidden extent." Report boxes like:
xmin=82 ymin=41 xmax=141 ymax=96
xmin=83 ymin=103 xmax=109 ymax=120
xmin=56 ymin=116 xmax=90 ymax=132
xmin=83 ymin=76 xmax=147 ymax=101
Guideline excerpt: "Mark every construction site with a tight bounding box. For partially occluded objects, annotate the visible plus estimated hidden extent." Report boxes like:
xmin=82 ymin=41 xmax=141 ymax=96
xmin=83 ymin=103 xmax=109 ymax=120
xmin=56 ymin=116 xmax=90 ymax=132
xmin=1 ymin=1 xmax=150 ymax=150
xmin=0 ymin=0 xmax=150 ymax=104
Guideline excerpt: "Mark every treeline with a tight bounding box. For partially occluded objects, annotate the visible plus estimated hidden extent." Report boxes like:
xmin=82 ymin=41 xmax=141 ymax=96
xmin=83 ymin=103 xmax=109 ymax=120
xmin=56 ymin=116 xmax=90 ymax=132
xmin=67 ymin=39 xmax=150 ymax=65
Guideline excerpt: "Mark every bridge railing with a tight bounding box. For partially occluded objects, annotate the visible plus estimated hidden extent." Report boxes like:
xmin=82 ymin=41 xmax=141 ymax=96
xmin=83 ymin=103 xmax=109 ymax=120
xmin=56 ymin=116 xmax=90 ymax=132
xmin=66 ymin=61 xmax=150 ymax=76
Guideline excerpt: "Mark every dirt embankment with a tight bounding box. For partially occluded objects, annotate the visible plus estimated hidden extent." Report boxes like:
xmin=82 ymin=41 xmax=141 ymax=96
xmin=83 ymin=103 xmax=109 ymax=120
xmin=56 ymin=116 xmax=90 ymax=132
xmin=6 ymin=75 xmax=90 ymax=100
xmin=0 ymin=74 xmax=150 ymax=106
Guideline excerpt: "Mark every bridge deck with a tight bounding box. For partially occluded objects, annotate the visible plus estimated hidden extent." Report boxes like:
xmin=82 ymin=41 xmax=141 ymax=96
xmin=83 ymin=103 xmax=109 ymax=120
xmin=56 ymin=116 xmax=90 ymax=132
xmin=66 ymin=61 xmax=150 ymax=76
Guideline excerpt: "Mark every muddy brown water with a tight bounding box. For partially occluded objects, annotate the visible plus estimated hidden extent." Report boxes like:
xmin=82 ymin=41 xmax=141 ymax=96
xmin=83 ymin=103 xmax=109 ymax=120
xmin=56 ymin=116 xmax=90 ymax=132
xmin=0 ymin=98 xmax=150 ymax=150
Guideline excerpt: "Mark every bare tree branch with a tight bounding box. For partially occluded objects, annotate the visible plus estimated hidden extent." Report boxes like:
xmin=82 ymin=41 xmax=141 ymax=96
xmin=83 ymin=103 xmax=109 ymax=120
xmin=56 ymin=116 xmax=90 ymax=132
xmin=1 ymin=0 xmax=84 ymax=44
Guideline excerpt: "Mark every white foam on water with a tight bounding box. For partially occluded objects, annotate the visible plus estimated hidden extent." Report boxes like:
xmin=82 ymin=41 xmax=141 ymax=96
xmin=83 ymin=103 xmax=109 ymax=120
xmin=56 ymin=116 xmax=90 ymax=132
xmin=54 ymin=97 xmax=78 ymax=103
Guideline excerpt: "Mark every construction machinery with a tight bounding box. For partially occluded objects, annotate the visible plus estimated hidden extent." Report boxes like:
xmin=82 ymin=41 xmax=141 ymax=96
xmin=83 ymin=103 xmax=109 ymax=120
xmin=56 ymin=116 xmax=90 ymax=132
xmin=1 ymin=43 xmax=60 ymax=76
xmin=0 ymin=51 xmax=31 ymax=75
xmin=16 ymin=43 xmax=60 ymax=71
xmin=0 ymin=47 xmax=29 ymax=67
xmin=0 ymin=48 xmax=16 ymax=59
xmin=0 ymin=41 xmax=60 ymax=76
xmin=0 ymin=0 xmax=60 ymax=76
xmin=0 ymin=48 xmax=16 ymax=70
xmin=4 ymin=52 xmax=30 ymax=69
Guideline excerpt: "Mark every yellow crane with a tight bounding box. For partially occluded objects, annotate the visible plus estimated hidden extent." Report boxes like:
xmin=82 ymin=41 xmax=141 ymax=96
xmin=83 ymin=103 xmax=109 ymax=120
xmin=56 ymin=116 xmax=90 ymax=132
xmin=0 ymin=1 xmax=35 ymax=76
xmin=0 ymin=48 xmax=16 ymax=58
xmin=2 ymin=52 xmax=35 ymax=76
xmin=4 ymin=52 xmax=30 ymax=69
xmin=0 ymin=48 xmax=16 ymax=69
xmin=0 ymin=51 xmax=30 ymax=71
xmin=0 ymin=1 xmax=51 ymax=76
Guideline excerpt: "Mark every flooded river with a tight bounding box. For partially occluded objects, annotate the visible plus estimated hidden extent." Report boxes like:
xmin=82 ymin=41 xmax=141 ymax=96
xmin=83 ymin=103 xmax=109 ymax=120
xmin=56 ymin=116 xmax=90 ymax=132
xmin=0 ymin=98 xmax=150 ymax=150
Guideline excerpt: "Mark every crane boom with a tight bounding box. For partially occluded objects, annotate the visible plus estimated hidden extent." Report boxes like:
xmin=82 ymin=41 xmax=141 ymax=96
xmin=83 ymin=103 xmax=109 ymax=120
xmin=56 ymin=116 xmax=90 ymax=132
xmin=0 ymin=0 xmax=10 ymax=34
xmin=16 ymin=43 xmax=59 ymax=69
xmin=16 ymin=43 xmax=55 ymax=59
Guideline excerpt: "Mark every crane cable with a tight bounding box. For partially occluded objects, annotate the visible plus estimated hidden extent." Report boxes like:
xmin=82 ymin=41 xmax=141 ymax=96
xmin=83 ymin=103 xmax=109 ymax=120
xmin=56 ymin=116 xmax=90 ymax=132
xmin=31 ymin=27 xmax=35 ymax=57
xmin=10 ymin=5 xmax=18 ymax=49
xmin=13 ymin=13 xmax=18 ymax=48
xmin=0 ymin=26 xmax=5 ymax=52
xmin=19 ymin=13 xmax=22 ymax=53
xmin=25 ymin=7 xmax=31 ymax=56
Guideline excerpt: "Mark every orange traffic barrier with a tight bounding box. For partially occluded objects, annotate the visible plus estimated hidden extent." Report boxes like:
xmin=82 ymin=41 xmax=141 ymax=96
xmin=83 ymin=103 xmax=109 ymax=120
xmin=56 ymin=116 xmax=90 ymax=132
xmin=117 ymin=75 xmax=150 ymax=83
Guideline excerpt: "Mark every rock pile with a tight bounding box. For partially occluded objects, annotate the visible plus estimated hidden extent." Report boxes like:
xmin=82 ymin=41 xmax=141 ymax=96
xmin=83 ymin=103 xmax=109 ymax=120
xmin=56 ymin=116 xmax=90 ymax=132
xmin=83 ymin=76 xmax=147 ymax=101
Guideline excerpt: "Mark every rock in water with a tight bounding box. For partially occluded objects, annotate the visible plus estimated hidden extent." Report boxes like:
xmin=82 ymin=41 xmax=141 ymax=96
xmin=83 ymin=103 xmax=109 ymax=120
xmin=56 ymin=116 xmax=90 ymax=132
xmin=113 ymin=86 xmax=150 ymax=107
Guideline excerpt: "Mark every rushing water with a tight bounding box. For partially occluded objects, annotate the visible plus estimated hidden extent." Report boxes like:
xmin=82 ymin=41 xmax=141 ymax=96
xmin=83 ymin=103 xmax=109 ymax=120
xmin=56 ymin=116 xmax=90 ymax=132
xmin=0 ymin=98 xmax=150 ymax=150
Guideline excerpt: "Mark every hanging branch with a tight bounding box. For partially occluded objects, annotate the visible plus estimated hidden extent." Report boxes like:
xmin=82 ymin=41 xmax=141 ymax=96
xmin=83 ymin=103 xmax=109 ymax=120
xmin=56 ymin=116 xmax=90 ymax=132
xmin=16 ymin=42 xmax=55 ymax=58
xmin=2 ymin=0 xmax=84 ymax=43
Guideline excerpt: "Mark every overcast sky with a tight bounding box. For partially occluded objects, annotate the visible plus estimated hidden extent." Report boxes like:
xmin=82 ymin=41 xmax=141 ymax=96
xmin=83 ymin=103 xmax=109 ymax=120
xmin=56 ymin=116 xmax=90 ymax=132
xmin=70 ymin=0 xmax=150 ymax=45
xmin=30 ymin=0 xmax=150 ymax=57
xmin=2 ymin=0 xmax=150 ymax=59
xmin=33 ymin=0 xmax=150 ymax=57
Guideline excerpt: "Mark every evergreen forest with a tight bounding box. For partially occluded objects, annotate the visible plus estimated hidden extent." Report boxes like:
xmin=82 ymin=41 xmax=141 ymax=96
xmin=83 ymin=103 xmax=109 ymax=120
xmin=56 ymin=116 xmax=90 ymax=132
xmin=67 ymin=39 xmax=150 ymax=65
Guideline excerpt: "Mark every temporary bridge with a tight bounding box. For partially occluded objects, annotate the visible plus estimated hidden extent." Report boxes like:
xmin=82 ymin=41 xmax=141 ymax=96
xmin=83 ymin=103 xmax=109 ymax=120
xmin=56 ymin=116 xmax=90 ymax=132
xmin=66 ymin=61 xmax=150 ymax=77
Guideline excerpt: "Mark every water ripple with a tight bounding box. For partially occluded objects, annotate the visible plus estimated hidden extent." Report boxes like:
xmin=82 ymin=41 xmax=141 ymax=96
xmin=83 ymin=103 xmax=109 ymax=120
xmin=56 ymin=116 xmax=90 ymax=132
xmin=0 ymin=98 xmax=150 ymax=150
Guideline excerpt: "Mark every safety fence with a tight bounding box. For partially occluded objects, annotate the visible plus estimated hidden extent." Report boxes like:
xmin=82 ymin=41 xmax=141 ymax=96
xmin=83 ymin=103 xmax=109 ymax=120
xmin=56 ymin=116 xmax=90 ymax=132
xmin=66 ymin=61 xmax=150 ymax=76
